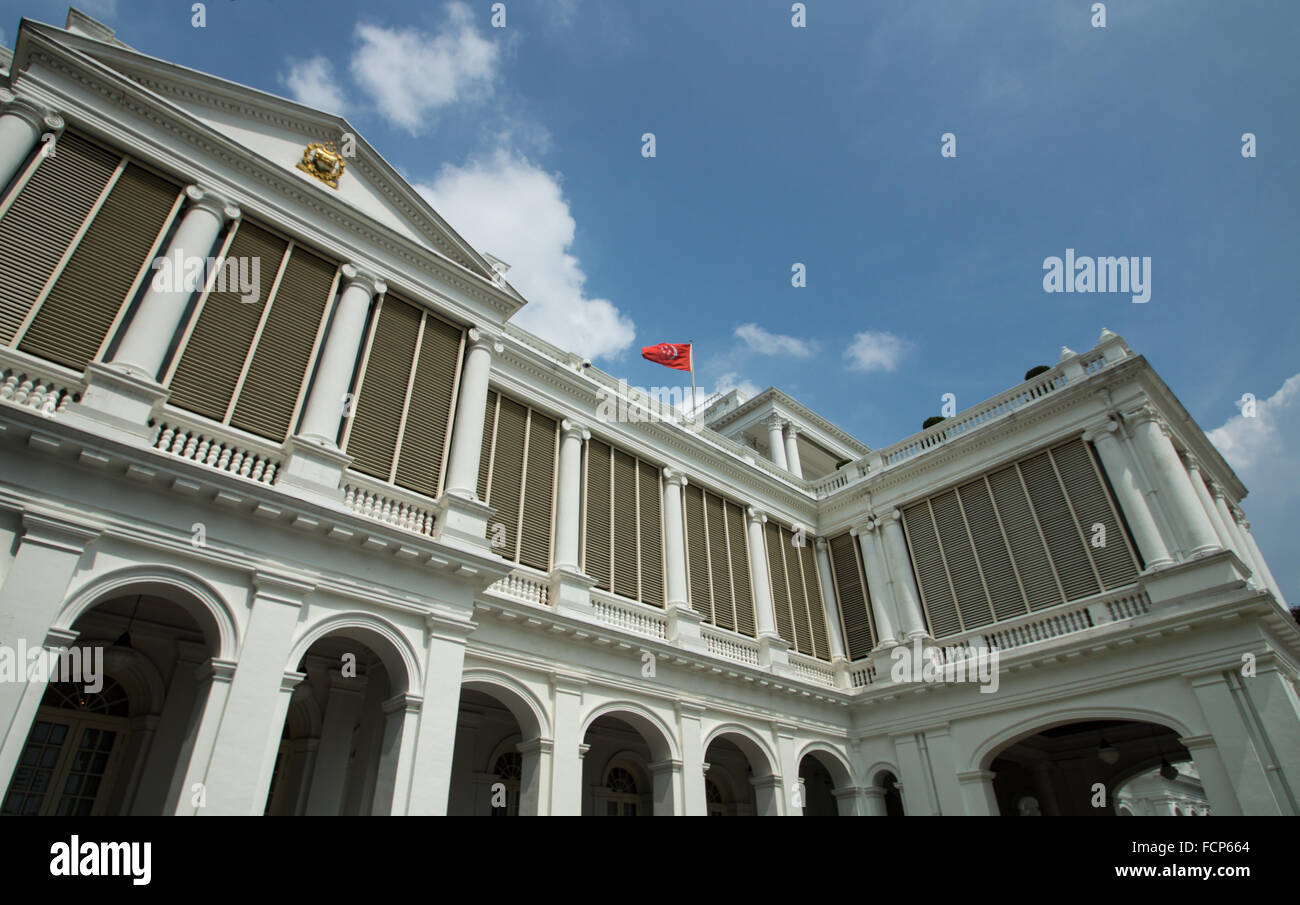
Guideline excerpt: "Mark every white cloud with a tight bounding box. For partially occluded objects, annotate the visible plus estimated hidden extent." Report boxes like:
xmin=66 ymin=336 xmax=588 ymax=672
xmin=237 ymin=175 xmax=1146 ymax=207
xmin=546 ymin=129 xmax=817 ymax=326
xmin=734 ymin=323 xmax=815 ymax=358
xmin=1207 ymin=373 xmax=1300 ymax=607
xmin=280 ymin=56 xmax=348 ymax=114
xmin=350 ymin=3 xmax=499 ymax=134
xmin=844 ymin=330 xmax=908 ymax=373
xmin=417 ymin=149 xmax=635 ymax=361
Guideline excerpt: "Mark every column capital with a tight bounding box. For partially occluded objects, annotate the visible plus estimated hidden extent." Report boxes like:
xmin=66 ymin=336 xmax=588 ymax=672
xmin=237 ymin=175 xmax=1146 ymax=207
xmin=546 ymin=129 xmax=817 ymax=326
xmin=815 ymin=536 xmax=829 ymax=552
xmin=281 ymin=669 xmax=307 ymax=693
xmin=783 ymin=421 xmax=800 ymax=438
xmin=745 ymin=506 xmax=768 ymax=526
xmin=1182 ymin=452 xmax=1204 ymax=474
xmin=1123 ymin=402 xmax=1167 ymax=432
xmin=0 ymin=91 xmax=64 ymax=133
xmin=1081 ymin=417 xmax=1119 ymax=443
xmin=467 ymin=326 xmax=504 ymax=355
xmin=382 ymin=692 xmax=423 ymax=716
xmin=662 ymin=468 xmax=689 ymax=488
xmin=762 ymin=412 xmax=786 ymax=430
xmin=881 ymin=507 xmax=904 ymax=525
xmin=559 ymin=418 xmax=591 ymax=442
xmin=20 ymin=512 xmax=99 ymax=555
xmin=339 ymin=262 xmax=387 ymax=297
xmin=182 ymin=184 xmax=241 ymax=223
xmin=251 ymin=571 xmax=317 ymax=607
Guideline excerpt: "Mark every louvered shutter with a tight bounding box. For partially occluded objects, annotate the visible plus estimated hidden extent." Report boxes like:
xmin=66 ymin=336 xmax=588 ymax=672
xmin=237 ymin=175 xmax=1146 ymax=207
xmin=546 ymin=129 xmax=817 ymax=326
xmin=0 ymin=133 xmax=119 ymax=345
xmin=684 ymin=484 xmax=712 ymax=622
xmin=958 ymin=478 xmax=1024 ymax=622
xmin=705 ymin=491 xmax=735 ymax=631
xmin=229 ymin=247 xmax=335 ymax=441
xmin=724 ymin=501 xmax=756 ymax=637
xmin=778 ymin=527 xmax=812 ymax=654
xmin=168 ymin=223 xmax=287 ymax=422
xmin=341 ymin=295 xmax=420 ymax=478
xmin=799 ymin=540 xmax=831 ymax=659
xmin=393 ymin=313 xmax=463 ymax=496
xmin=1053 ymin=439 xmax=1140 ymax=588
xmin=583 ymin=439 xmax=613 ymax=592
xmin=518 ymin=410 xmax=557 ymax=571
xmin=477 ymin=391 xmax=498 ymax=503
xmin=829 ymin=533 xmax=874 ymax=660
xmin=637 ymin=461 xmax=664 ymax=606
xmin=1020 ymin=452 xmax=1100 ymax=601
xmin=987 ymin=464 xmax=1061 ymax=612
xmin=765 ymin=521 xmax=795 ymax=644
xmin=903 ymin=501 xmax=961 ymax=639
xmin=490 ymin=397 xmax=528 ymax=561
xmin=20 ymin=163 xmax=180 ymax=371
xmin=934 ymin=489 xmax=994 ymax=631
xmin=611 ymin=450 xmax=639 ymax=599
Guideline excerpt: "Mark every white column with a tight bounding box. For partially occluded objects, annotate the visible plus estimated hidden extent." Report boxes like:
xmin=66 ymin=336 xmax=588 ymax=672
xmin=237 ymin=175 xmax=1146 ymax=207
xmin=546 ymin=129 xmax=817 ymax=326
xmin=552 ymin=420 xmax=589 ymax=571
xmin=549 ymin=676 xmax=587 ymax=815
xmin=1124 ymin=404 xmax=1221 ymax=558
xmin=1238 ymin=516 xmax=1287 ymax=607
xmin=110 ymin=186 xmax=241 ymax=379
xmin=765 ymin=415 xmax=789 ymax=471
xmin=444 ymin=328 xmax=500 ymax=499
xmin=813 ymin=538 xmax=847 ymax=660
xmin=1185 ymin=456 xmax=1241 ymax=560
xmin=677 ymin=702 xmax=707 ymax=816
xmin=297 ymin=265 xmax=385 ymax=444
xmin=662 ymin=469 xmax=690 ymax=607
xmin=304 ymin=670 xmax=368 ymax=815
xmin=1083 ymin=420 xmax=1175 ymax=569
xmin=854 ymin=521 xmax=900 ymax=648
xmin=0 ymin=91 xmax=63 ymax=192
xmin=783 ymin=423 xmax=803 ymax=479
xmin=404 ymin=616 xmax=473 ymax=814
xmin=194 ymin=574 xmax=311 ymax=815
xmin=745 ymin=508 xmax=777 ymax=638
xmin=373 ymin=693 xmax=423 ymax=815
xmin=881 ymin=509 xmax=929 ymax=639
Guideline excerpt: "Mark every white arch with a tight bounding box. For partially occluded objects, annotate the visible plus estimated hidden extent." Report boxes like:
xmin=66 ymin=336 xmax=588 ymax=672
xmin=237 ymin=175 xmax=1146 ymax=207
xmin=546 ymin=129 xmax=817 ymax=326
xmin=796 ymin=740 xmax=854 ymax=789
xmin=286 ymin=612 xmax=422 ymax=695
xmin=970 ymin=706 xmax=1200 ymax=773
xmin=703 ymin=722 xmax=779 ymax=777
xmin=55 ymin=564 xmax=239 ymax=660
xmin=580 ymin=701 xmax=680 ymax=762
xmin=865 ymin=761 xmax=902 ymax=787
xmin=460 ymin=668 xmax=552 ymax=740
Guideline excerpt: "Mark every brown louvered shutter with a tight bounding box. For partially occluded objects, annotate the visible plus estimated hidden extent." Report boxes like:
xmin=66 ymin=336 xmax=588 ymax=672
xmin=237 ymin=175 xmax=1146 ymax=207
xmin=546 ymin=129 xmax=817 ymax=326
xmin=20 ymin=163 xmax=180 ymax=371
xmin=0 ymin=133 xmax=119 ymax=345
xmin=611 ymin=450 xmax=639 ymax=599
xmin=705 ymin=491 xmax=735 ymax=631
xmin=518 ymin=410 xmax=557 ymax=571
xmin=765 ymin=521 xmax=795 ymax=644
xmin=1054 ymin=438 xmax=1141 ymax=588
xmin=168 ymin=223 xmax=287 ymax=422
xmin=1020 ymin=452 xmax=1100 ymax=601
xmin=778 ymin=526 xmax=813 ymax=655
xmin=903 ymin=501 xmax=961 ymax=639
xmin=724 ymin=501 xmax=756 ymax=636
xmin=583 ymin=438 xmax=613 ymax=591
xmin=958 ymin=477 xmax=1025 ymax=622
xmin=341 ymin=295 xmax=420 ymax=478
xmin=229 ymin=247 xmax=336 ymax=440
xmin=477 ymin=391 xmax=498 ymax=503
xmin=799 ymin=540 xmax=831 ymax=659
xmin=931 ymin=489 xmax=993 ymax=632
xmin=987 ymin=464 xmax=1061 ymax=611
xmin=488 ymin=396 xmax=528 ymax=560
xmin=684 ymin=484 xmax=712 ymax=622
xmin=829 ymin=533 xmax=874 ymax=660
xmin=393 ymin=313 xmax=463 ymax=496
xmin=637 ymin=461 xmax=664 ymax=606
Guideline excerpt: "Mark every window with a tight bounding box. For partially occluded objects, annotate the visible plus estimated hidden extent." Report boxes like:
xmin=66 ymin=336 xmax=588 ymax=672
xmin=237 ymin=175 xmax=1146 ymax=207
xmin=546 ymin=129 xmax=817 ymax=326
xmin=764 ymin=521 xmax=831 ymax=659
xmin=476 ymin=391 xmax=558 ymax=571
xmin=827 ymin=532 xmax=876 ymax=660
xmin=680 ymin=484 xmax=756 ymax=634
xmin=490 ymin=751 xmax=522 ymax=816
xmin=604 ymin=766 xmax=641 ymax=817
xmin=581 ymin=438 xmax=665 ymax=606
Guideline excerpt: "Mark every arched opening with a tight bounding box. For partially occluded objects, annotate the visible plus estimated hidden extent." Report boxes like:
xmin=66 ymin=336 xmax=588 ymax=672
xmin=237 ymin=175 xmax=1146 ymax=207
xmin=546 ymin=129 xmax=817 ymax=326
xmin=702 ymin=737 xmax=760 ymax=816
xmin=2 ymin=590 xmax=218 ymax=816
xmin=263 ymin=629 xmax=411 ymax=816
xmin=797 ymin=753 xmax=840 ymax=816
xmin=1114 ymin=760 xmax=1211 ymax=816
xmin=581 ymin=711 xmax=675 ymax=816
xmin=874 ymin=770 xmax=905 ymax=816
xmin=447 ymin=688 xmax=529 ymax=816
xmin=988 ymin=719 xmax=1192 ymax=816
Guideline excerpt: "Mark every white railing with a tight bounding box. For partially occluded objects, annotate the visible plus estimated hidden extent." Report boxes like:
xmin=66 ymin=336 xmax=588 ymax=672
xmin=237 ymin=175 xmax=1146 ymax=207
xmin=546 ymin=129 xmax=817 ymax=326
xmin=487 ymin=569 xmax=551 ymax=607
xmin=0 ymin=349 xmax=82 ymax=418
xmin=849 ymin=662 xmax=876 ymax=688
xmin=343 ymin=474 xmax=437 ymax=537
xmin=151 ymin=412 xmax=281 ymax=485
xmin=1105 ymin=588 xmax=1151 ymax=621
xmin=787 ymin=651 xmax=837 ymax=687
xmin=809 ymin=461 xmax=868 ymax=498
xmin=702 ymin=625 xmax=761 ymax=666
xmin=590 ymin=590 xmax=668 ymax=640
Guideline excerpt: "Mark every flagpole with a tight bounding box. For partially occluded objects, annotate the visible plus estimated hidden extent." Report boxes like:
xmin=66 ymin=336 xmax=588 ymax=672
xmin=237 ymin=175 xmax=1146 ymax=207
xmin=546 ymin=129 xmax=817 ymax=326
xmin=689 ymin=341 xmax=697 ymax=417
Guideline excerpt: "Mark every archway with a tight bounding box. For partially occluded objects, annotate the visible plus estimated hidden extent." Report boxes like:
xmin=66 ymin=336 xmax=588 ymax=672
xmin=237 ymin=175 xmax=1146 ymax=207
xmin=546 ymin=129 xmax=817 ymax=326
xmin=872 ymin=770 xmax=905 ymax=816
xmin=448 ymin=680 xmax=549 ymax=816
xmin=987 ymin=719 xmax=1193 ymax=816
xmin=2 ymin=589 xmax=218 ymax=815
xmin=263 ymin=626 xmax=414 ymax=816
xmin=581 ymin=708 xmax=677 ymax=815
xmin=703 ymin=726 xmax=780 ymax=816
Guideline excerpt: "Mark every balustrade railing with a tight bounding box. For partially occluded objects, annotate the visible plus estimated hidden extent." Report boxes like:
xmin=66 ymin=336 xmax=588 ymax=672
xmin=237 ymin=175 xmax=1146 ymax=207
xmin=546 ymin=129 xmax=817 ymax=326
xmin=0 ymin=349 xmax=82 ymax=418
xmin=151 ymin=410 xmax=281 ymax=485
xmin=343 ymin=474 xmax=437 ymax=537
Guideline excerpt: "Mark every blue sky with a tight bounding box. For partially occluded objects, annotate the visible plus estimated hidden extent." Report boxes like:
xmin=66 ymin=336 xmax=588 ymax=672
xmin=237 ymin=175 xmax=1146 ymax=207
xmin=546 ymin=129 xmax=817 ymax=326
xmin=6 ymin=1 xmax=1298 ymax=602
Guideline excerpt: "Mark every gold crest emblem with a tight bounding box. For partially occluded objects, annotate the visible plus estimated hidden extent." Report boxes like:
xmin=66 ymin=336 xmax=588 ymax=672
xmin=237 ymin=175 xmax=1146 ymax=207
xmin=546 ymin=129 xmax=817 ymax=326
xmin=296 ymin=141 xmax=345 ymax=189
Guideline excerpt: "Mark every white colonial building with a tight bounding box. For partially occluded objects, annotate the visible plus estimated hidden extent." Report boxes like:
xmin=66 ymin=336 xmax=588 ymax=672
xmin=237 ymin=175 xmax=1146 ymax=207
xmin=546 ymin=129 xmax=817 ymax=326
xmin=0 ymin=10 xmax=1297 ymax=816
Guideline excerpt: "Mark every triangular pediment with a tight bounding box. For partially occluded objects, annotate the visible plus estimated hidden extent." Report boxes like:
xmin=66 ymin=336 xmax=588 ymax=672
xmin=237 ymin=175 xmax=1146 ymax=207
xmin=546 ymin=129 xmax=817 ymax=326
xmin=23 ymin=17 xmax=504 ymax=286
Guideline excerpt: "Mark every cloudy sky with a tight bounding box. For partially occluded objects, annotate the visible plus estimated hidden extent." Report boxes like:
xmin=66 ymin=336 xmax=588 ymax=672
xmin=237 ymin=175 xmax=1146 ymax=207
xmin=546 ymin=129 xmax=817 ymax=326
xmin=8 ymin=1 xmax=1296 ymax=602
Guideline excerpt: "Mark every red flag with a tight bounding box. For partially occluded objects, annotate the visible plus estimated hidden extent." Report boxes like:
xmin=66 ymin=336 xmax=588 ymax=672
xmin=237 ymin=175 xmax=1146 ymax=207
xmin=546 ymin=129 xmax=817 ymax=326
xmin=641 ymin=342 xmax=692 ymax=371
